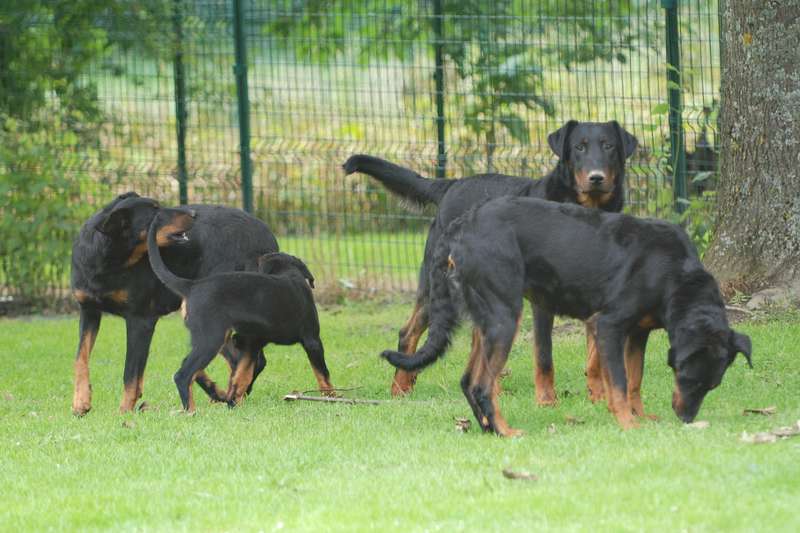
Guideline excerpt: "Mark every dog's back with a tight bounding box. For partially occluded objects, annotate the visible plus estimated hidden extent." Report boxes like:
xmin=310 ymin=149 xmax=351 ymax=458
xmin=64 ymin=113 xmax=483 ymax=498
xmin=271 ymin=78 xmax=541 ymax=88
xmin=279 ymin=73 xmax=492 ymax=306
xmin=449 ymin=197 xmax=697 ymax=320
xmin=185 ymin=261 xmax=318 ymax=345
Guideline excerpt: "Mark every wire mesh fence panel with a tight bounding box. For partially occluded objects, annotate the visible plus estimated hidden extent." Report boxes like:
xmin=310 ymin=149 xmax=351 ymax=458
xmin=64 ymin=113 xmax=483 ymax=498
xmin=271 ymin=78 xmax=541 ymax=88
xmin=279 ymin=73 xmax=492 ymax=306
xmin=0 ymin=0 xmax=721 ymax=311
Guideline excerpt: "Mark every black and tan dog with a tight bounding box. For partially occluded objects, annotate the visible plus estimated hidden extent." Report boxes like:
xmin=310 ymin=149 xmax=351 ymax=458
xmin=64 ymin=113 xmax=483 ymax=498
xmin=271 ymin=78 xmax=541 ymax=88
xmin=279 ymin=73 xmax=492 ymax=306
xmin=382 ymin=197 xmax=752 ymax=436
xmin=70 ymin=192 xmax=278 ymax=415
xmin=146 ymin=207 xmax=333 ymax=411
xmin=345 ymin=120 xmax=637 ymax=403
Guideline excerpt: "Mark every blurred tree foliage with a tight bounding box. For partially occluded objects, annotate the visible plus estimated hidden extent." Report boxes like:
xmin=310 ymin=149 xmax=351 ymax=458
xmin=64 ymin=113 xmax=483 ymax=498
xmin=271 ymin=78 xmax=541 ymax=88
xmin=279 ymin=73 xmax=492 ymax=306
xmin=0 ymin=1 xmax=170 ymax=306
xmin=0 ymin=0 xmax=171 ymax=127
xmin=265 ymin=0 xmax=639 ymax=167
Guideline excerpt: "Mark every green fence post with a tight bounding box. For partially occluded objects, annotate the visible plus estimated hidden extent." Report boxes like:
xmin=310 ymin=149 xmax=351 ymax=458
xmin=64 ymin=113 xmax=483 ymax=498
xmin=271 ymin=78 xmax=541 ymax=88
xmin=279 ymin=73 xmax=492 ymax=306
xmin=663 ymin=0 xmax=688 ymax=213
xmin=432 ymin=0 xmax=446 ymax=178
xmin=233 ymin=0 xmax=253 ymax=212
xmin=172 ymin=0 xmax=188 ymax=205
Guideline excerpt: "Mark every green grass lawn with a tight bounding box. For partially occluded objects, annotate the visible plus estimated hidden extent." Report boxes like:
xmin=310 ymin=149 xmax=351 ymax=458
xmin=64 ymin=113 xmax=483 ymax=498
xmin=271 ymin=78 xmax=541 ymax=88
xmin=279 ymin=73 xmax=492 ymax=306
xmin=1 ymin=302 xmax=799 ymax=531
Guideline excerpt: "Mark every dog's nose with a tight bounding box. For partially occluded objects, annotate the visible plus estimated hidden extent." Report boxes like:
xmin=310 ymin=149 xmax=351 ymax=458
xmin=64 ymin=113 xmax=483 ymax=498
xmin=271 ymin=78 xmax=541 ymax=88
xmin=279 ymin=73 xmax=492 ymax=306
xmin=588 ymin=173 xmax=605 ymax=185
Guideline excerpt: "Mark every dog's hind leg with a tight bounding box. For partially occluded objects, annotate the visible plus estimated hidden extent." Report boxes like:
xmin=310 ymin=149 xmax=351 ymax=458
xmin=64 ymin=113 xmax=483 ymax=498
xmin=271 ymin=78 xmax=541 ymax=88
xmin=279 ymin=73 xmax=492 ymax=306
xmin=532 ymin=303 xmax=557 ymax=406
xmin=461 ymin=327 xmax=489 ymax=431
xmin=226 ymin=336 xmax=264 ymax=406
xmin=302 ymin=337 xmax=335 ymax=397
xmin=72 ymin=307 xmax=101 ymax=416
xmin=392 ymin=299 xmax=429 ymax=397
xmin=585 ymin=322 xmax=605 ymax=403
xmin=174 ymin=327 xmax=227 ymax=412
xmin=194 ymin=339 xmax=237 ymax=403
xmin=473 ymin=336 xmax=523 ymax=437
xmin=625 ymin=328 xmax=657 ymax=420
xmin=247 ymin=349 xmax=267 ymax=395
xmin=120 ymin=316 xmax=157 ymax=413
xmin=464 ymin=290 xmax=523 ymax=437
xmin=194 ymin=371 xmax=228 ymax=403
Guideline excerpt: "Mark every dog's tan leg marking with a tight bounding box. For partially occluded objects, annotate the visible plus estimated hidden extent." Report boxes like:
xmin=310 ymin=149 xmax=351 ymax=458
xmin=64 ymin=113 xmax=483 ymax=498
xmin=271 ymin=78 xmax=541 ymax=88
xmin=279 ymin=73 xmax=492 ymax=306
xmin=391 ymin=301 xmax=426 ymax=397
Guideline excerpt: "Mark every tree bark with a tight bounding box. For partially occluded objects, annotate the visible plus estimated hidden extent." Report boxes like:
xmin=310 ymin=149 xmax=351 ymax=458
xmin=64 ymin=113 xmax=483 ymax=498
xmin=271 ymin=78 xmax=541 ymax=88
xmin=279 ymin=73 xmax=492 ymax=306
xmin=705 ymin=1 xmax=800 ymax=291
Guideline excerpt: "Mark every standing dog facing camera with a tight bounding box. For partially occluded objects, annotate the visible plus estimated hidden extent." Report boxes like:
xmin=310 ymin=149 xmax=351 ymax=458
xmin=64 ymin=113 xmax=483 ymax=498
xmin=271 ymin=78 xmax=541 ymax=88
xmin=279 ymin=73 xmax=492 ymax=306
xmin=146 ymin=207 xmax=333 ymax=411
xmin=345 ymin=120 xmax=637 ymax=403
xmin=382 ymin=197 xmax=751 ymax=436
xmin=70 ymin=192 xmax=278 ymax=415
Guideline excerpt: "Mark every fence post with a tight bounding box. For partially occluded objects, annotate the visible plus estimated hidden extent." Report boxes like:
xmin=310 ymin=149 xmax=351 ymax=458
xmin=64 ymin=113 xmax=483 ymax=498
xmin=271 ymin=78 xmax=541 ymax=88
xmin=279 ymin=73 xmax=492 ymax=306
xmin=663 ymin=0 xmax=687 ymax=212
xmin=172 ymin=0 xmax=188 ymax=205
xmin=233 ymin=0 xmax=253 ymax=212
xmin=432 ymin=0 xmax=446 ymax=179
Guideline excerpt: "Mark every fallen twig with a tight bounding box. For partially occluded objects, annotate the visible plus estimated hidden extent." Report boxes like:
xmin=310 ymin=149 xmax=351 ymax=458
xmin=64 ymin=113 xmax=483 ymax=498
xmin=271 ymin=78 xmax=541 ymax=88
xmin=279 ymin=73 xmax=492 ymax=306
xmin=502 ymin=468 xmax=538 ymax=481
xmin=725 ymin=305 xmax=754 ymax=315
xmin=283 ymin=391 xmax=384 ymax=405
xmin=743 ymin=406 xmax=777 ymax=416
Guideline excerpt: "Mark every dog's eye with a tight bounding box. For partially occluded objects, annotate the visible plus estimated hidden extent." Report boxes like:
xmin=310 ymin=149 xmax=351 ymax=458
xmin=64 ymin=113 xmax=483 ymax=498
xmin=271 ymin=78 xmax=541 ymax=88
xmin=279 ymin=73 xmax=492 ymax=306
xmin=603 ymin=143 xmax=614 ymax=151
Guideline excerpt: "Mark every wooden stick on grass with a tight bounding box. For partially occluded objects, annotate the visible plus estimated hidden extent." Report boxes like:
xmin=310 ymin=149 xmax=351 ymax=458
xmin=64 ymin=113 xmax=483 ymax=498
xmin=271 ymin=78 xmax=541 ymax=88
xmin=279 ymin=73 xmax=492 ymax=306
xmin=283 ymin=391 xmax=385 ymax=405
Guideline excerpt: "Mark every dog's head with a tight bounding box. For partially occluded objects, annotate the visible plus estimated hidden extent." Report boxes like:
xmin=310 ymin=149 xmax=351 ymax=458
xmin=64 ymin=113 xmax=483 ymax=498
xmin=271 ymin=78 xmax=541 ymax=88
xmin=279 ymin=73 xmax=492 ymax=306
xmin=149 ymin=206 xmax=196 ymax=248
xmin=257 ymin=252 xmax=315 ymax=288
xmin=93 ymin=192 xmax=165 ymax=265
xmin=548 ymin=120 xmax=638 ymax=209
xmin=668 ymin=321 xmax=752 ymax=423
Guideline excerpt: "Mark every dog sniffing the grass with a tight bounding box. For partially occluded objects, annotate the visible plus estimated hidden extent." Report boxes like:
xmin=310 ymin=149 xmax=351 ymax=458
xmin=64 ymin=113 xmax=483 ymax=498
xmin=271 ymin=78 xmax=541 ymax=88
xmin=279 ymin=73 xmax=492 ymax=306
xmin=382 ymin=197 xmax=752 ymax=436
xmin=345 ymin=120 xmax=638 ymax=404
xmin=146 ymin=206 xmax=334 ymax=411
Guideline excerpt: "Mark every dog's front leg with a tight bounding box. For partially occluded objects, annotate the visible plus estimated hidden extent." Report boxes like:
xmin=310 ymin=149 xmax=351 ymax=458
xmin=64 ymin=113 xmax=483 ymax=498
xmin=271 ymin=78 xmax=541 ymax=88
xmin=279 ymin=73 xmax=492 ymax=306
xmin=584 ymin=322 xmax=605 ymax=403
xmin=120 ymin=316 xmax=157 ymax=413
xmin=624 ymin=328 xmax=658 ymax=420
xmin=531 ymin=303 xmax=557 ymax=406
xmin=72 ymin=306 xmax=102 ymax=416
xmin=589 ymin=315 xmax=637 ymax=430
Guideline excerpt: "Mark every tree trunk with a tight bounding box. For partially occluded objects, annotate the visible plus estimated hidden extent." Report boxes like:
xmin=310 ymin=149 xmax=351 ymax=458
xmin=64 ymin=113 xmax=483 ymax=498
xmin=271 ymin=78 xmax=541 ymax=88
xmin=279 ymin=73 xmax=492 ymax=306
xmin=704 ymin=1 xmax=800 ymax=291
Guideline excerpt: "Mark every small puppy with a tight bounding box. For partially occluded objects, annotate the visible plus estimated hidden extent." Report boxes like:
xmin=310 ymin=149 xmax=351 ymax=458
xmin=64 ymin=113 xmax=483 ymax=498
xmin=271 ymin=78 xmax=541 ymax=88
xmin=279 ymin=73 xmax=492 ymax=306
xmin=147 ymin=207 xmax=333 ymax=411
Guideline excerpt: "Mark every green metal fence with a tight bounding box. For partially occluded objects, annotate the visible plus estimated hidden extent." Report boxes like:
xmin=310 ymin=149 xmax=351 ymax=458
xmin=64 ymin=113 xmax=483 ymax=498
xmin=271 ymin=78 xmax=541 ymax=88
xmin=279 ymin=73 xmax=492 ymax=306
xmin=0 ymin=0 xmax=721 ymax=310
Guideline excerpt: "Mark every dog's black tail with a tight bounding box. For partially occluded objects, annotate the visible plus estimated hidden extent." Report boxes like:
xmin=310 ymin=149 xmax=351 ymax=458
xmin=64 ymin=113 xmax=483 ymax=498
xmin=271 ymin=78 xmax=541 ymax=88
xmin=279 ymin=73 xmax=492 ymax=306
xmin=343 ymin=154 xmax=453 ymax=208
xmin=146 ymin=219 xmax=193 ymax=298
xmin=381 ymin=228 xmax=461 ymax=371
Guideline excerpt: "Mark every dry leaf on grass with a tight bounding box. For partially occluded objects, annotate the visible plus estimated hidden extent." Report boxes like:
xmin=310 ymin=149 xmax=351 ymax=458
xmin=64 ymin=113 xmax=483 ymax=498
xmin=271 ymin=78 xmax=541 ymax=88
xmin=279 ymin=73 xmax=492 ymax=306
xmin=547 ymin=423 xmax=557 ymax=434
xmin=2 ymin=391 xmax=14 ymax=401
xmin=121 ymin=420 xmax=136 ymax=429
xmin=740 ymin=420 xmax=800 ymax=444
xmin=502 ymin=468 xmax=538 ymax=481
xmin=684 ymin=420 xmax=710 ymax=429
xmin=565 ymin=415 xmax=585 ymax=425
xmin=455 ymin=418 xmax=471 ymax=432
xmin=743 ymin=406 xmax=777 ymax=416
xmin=740 ymin=432 xmax=778 ymax=444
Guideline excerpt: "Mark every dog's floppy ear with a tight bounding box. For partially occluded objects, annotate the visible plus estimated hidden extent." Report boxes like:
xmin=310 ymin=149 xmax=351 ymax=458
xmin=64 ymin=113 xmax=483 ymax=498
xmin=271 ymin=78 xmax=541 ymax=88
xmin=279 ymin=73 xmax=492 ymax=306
xmin=611 ymin=121 xmax=638 ymax=159
xmin=294 ymin=259 xmax=315 ymax=289
xmin=116 ymin=191 xmax=140 ymax=201
xmin=729 ymin=330 xmax=753 ymax=368
xmin=97 ymin=204 xmax=132 ymax=236
xmin=547 ymin=120 xmax=578 ymax=159
xmin=256 ymin=252 xmax=278 ymax=273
